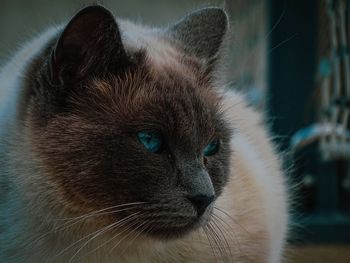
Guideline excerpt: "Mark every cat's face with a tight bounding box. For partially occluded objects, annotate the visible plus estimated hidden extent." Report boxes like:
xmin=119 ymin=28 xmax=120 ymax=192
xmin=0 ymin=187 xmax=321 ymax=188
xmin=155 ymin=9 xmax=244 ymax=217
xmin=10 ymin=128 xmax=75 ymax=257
xmin=26 ymin=6 xmax=231 ymax=239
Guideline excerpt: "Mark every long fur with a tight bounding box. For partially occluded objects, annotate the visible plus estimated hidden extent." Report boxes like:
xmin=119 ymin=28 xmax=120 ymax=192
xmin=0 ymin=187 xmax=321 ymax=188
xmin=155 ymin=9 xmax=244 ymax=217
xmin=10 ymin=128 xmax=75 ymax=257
xmin=0 ymin=6 xmax=288 ymax=263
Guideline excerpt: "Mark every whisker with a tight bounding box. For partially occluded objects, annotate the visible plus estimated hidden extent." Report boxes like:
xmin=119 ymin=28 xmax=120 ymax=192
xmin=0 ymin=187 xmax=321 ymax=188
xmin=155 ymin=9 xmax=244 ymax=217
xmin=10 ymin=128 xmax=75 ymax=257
xmin=120 ymin=220 xmax=151 ymax=255
xmin=211 ymin=221 xmax=231 ymax=263
xmin=27 ymin=203 xmax=145 ymax=249
xmin=55 ymin=206 xmax=138 ymax=233
xmin=206 ymin=223 xmax=227 ymax=263
xmin=266 ymin=7 xmax=286 ymax=40
xmin=53 ymin=202 xmax=146 ymax=222
xmin=195 ymin=226 xmax=208 ymax=247
xmin=107 ymin=218 xmax=146 ymax=254
xmin=66 ymin=223 xmax=119 ymax=263
xmin=231 ymin=5 xmax=288 ymax=92
xmin=210 ymin=217 xmax=233 ymax=262
xmin=212 ymin=209 xmax=254 ymax=262
xmin=86 ymin=212 xmax=145 ymax=255
xmin=269 ymin=33 xmax=297 ymax=53
xmin=202 ymin=226 xmax=219 ymax=262
xmin=211 ymin=212 xmax=242 ymax=251
xmin=52 ymin=211 xmax=141 ymax=262
xmin=213 ymin=206 xmax=251 ymax=236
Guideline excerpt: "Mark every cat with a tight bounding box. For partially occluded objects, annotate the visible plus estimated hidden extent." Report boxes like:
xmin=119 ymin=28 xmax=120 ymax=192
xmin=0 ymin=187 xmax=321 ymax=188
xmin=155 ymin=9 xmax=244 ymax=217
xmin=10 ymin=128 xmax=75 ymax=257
xmin=0 ymin=5 xmax=288 ymax=263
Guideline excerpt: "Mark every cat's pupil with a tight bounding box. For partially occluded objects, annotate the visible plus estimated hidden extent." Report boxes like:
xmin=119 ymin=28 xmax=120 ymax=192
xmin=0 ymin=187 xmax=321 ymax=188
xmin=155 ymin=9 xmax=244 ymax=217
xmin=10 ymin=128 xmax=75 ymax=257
xmin=137 ymin=131 xmax=163 ymax=153
xmin=204 ymin=140 xmax=220 ymax=156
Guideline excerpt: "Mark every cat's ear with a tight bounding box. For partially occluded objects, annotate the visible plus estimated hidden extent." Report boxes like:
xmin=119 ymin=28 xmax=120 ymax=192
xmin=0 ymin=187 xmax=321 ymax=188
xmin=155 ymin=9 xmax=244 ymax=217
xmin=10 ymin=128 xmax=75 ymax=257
xmin=166 ymin=7 xmax=229 ymax=62
xmin=50 ymin=5 xmax=127 ymax=85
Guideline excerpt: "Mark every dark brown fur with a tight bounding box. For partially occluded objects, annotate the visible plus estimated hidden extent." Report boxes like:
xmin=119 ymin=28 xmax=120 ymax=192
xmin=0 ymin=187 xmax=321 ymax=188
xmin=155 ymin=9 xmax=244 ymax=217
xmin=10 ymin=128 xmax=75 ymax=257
xmin=0 ymin=6 xmax=288 ymax=262
xmin=11 ymin=5 xmax=232 ymax=241
xmin=25 ymin=57 xmax=231 ymax=240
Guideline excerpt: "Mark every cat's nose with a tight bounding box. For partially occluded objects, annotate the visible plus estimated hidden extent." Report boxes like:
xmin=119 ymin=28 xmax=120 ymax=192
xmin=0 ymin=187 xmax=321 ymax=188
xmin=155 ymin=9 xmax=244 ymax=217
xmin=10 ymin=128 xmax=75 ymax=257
xmin=188 ymin=193 xmax=214 ymax=216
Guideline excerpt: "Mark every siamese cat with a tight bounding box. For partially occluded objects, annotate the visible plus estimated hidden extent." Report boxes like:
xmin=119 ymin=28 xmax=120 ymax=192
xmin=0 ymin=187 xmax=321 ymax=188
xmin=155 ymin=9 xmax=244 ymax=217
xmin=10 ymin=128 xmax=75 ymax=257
xmin=0 ymin=5 xmax=288 ymax=263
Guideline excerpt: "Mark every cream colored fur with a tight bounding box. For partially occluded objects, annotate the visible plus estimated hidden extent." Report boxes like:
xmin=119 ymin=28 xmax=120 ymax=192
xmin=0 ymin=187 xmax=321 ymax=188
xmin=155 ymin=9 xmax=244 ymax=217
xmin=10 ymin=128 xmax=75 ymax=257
xmin=0 ymin=17 xmax=288 ymax=263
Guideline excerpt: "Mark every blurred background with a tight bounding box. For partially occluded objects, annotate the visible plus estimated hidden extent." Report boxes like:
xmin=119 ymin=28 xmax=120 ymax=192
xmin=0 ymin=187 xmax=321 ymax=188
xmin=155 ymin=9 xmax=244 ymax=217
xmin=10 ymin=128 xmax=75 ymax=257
xmin=0 ymin=0 xmax=349 ymax=262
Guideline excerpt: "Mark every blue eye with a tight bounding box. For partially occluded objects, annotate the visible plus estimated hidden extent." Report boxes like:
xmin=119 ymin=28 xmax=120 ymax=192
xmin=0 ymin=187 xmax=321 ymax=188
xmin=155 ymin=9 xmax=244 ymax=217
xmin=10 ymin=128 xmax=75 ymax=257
xmin=204 ymin=140 xmax=220 ymax=156
xmin=137 ymin=131 xmax=163 ymax=153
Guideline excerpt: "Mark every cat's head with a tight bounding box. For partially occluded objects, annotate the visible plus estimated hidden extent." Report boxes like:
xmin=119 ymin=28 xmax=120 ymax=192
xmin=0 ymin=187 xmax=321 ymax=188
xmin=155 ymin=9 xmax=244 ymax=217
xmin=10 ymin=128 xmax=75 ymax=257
xmin=26 ymin=5 xmax=232 ymax=239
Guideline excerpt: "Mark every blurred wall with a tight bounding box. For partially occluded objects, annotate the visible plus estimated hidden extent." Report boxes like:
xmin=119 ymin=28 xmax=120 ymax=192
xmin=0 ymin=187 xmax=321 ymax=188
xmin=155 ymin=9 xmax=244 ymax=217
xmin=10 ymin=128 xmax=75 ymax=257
xmin=0 ymin=0 xmax=215 ymax=59
xmin=0 ymin=0 xmax=268 ymax=105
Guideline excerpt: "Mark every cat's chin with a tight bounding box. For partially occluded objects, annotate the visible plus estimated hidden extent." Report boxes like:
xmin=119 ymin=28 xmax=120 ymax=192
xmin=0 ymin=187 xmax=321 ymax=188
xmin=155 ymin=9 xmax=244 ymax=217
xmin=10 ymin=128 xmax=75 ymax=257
xmin=144 ymin=224 xmax=196 ymax=240
xmin=143 ymin=214 xmax=209 ymax=240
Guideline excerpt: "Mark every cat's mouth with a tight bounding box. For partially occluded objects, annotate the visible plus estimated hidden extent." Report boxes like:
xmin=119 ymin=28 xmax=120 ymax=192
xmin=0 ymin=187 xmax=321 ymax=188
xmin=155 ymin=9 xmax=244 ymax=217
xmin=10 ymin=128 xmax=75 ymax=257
xmin=99 ymin=202 xmax=213 ymax=241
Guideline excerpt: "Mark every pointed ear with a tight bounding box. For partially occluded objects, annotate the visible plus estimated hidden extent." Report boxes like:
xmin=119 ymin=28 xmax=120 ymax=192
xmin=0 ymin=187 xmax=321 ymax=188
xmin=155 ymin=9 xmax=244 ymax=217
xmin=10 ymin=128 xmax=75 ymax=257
xmin=166 ymin=7 xmax=229 ymax=62
xmin=50 ymin=5 xmax=127 ymax=85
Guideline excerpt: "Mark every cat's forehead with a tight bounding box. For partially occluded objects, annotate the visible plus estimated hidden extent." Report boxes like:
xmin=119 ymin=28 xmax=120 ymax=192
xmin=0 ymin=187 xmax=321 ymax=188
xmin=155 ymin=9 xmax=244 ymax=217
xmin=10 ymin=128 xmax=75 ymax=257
xmin=80 ymin=62 xmax=221 ymax=141
xmin=89 ymin=65 xmax=218 ymax=118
